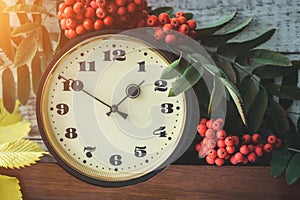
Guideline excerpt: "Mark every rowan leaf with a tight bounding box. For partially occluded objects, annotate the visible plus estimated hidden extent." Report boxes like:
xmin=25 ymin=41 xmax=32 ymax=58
xmin=239 ymin=75 xmax=257 ymax=114
xmin=17 ymin=65 xmax=31 ymax=105
xmin=285 ymin=153 xmax=300 ymax=185
xmin=3 ymin=3 xmax=51 ymax=15
xmin=270 ymin=148 xmax=292 ymax=178
xmin=0 ymin=99 xmax=22 ymax=126
xmin=11 ymin=22 xmax=41 ymax=37
xmin=148 ymin=7 xmax=173 ymax=16
xmin=0 ymin=121 xmax=30 ymax=144
xmin=0 ymin=175 xmax=22 ymax=200
xmin=31 ymin=55 xmax=42 ymax=94
xmin=253 ymin=65 xmax=295 ymax=79
xmin=14 ymin=32 xmax=38 ymax=67
xmin=268 ymin=99 xmax=290 ymax=133
xmin=161 ymin=56 xmax=189 ymax=80
xmin=2 ymin=68 xmax=16 ymax=113
xmin=266 ymin=84 xmax=300 ymax=100
xmin=0 ymin=139 xmax=47 ymax=169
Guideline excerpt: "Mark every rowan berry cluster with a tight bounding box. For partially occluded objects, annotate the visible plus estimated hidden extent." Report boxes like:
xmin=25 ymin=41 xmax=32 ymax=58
xmin=149 ymin=12 xmax=197 ymax=45
xmin=58 ymin=0 xmax=148 ymax=39
xmin=195 ymin=118 xmax=282 ymax=166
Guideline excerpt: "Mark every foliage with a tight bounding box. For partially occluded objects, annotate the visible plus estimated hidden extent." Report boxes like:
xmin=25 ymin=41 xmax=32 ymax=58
xmin=152 ymin=7 xmax=300 ymax=184
xmin=0 ymin=0 xmax=58 ymax=113
xmin=0 ymin=175 xmax=22 ymax=200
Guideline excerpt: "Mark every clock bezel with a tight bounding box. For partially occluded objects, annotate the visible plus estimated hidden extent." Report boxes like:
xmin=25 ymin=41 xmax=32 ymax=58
xmin=36 ymin=29 xmax=199 ymax=187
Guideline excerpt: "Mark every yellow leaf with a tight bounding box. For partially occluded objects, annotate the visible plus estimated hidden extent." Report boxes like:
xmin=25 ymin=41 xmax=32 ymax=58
xmin=0 ymin=139 xmax=47 ymax=169
xmin=0 ymin=175 xmax=22 ymax=200
xmin=0 ymin=121 xmax=31 ymax=145
xmin=0 ymin=99 xmax=22 ymax=126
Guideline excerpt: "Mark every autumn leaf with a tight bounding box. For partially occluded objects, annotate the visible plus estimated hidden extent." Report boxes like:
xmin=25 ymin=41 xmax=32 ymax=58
xmin=0 ymin=99 xmax=22 ymax=126
xmin=0 ymin=139 xmax=47 ymax=169
xmin=0 ymin=175 xmax=22 ymax=200
xmin=0 ymin=121 xmax=31 ymax=144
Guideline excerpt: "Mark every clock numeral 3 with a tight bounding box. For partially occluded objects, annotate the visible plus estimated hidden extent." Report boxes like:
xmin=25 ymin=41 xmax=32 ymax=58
xmin=65 ymin=128 xmax=78 ymax=139
xmin=110 ymin=155 xmax=122 ymax=166
xmin=161 ymin=103 xmax=174 ymax=114
xmin=134 ymin=146 xmax=147 ymax=158
xmin=153 ymin=126 xmax=167 ymax=137
xmin=154 ymin=80 xmax=168 ymax=92
xmin=103 ymin=49 xmax=126 ymax=61
xmin=56 ymin=103 xmax=69 ymax=115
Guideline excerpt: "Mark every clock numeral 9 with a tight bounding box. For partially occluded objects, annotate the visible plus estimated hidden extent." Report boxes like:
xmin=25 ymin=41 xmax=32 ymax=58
xmin=103 ymin=49 xmax=126 ymax=61
xmin=153 ymin=126 xmax=167 ymax=137
xmin=65 ymin=128 xmax=78 ymax=139
xmin=161 ymin=103 xmax=174 ymax=114
xmin=110 ymin=155 xmax=122 ymax=166
xmin=134 ymin=146 xmax=147 ymax=158
xmin=154 ymin=80 xmax=168 ymax=92
xmin=56 ymin=103 xmax=69 ymax=115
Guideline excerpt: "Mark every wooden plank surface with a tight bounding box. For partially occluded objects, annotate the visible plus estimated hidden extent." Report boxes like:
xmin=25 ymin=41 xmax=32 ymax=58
xmin=1 ymin=163 xmax=300 ymax=200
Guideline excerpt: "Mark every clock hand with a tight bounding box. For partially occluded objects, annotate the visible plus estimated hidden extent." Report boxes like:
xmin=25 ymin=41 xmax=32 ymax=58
xmin=106 ymin=80 xmax=145 ymax=117
xmin=58 ymin=75 xmax=128 ymax=119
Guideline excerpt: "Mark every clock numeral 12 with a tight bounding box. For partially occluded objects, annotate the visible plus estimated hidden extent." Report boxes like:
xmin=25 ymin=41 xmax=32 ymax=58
xmin=78 ymin=61 xmax=96 ymax=72
xmin=103 ymin=49 xmax=126 ymax=61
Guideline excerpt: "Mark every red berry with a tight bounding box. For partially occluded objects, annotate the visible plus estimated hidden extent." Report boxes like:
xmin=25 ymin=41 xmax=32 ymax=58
xmin=136 ymin=19 xmax=146 ymax=27
xmin=215 ymin=158 xmax=225 ymax=166
xmin=207 ymin=149 xmax=217 ymax=159
xmin=127 ymin=2 xmax=137 ymax=13
xmin=162 ymin=23 xmax=174 ymax=34
xmin=117 ymin=6 xmax=127 ymax=16
xmin=179 ymin=23 xmax=189 ymax=35
xmin=175 ymin=11 xmax=185 ymax=18
xmin=134 ymin=0 xmax=144 ymax=5
xmin=93 ymin=19 xmax=104 ymax=30
xmin=267 ymin=135 xmax=278 ymax=144
xmin=146 ymin=15 xmax=158 ymax=27
xmin=164 ymin=33 xmax=176 ymax=45
xmin=234 ymin=152 xmax=244 ymax=163
xmin=170 ymin=18 xmax=180 ymax=29
xmin=206 ymin=155 xmax=215 ymax=165
xmin=96 ymin=7 xmax=107 ymax=18
xmin=243 ymin=157 xmax=249 ymax=165
xmin=247 ymin=152 xmax=257 ymax=163
xmin=224 ymin=136 xmax=234 ymax=147
xmin=255 ymin=146 xmax=263 ymax=157
xmin=85 ymin=6 xmax=95 ymax=18
xmin=216 ymin=129 xmax=227 ymax=140
xmin=60 ymin=18 xmax=67 ymax=30
xmin=205 ymin=119 xmax=214 ymax=129
xmin=189 ymin=30 xmax=197 ymax=39
xmin=96 ymin=0 xmax=107 ymax=7
xmin=153 ymin=29 xmax=165 ymax=41
xmin=64 ymin=0 xmax=76 ymax=6
xmin=66 ymin=18 xmax=77 ymax=29
xmin=212 ymin=118 xmax=224 ymax=131
xmin=103 ymin=16 xmax=113 ymax=26
xmin=205 ymin=138 xmax=217 ymax=149
xmin=57 ymin=11 xmax=64 ymax=21
xmin=75 ymin=13 xmax=84 ymax=22
xmin=158 ymin=13 xmax=170 ymax=25
xmin=200 ymin=118 xmax=207 ymax=125
xmin=73 ymin=2 xmax=85 ymax=14
xmin=75 ymin=24 xmax=86 ymax=35
xmin=217 ymin=148 xmax=227 ymax=159
xmin=198 ymin=144 xmax=209 ymax=158
xmin=83 ymin=18 xmax=93 ymax=30
xmin=226 ymin=145 xmax=236 ymax=154
xmin=247 ymin=144 xmax=255 ymax=152
xmin=230 ymin=155 xmax=238 ymax=165
xmin=232 ymin=135 xmax=239 ymax=146
xmin=177 ymin=16 xmax=187 ymax=24
xmin=67 ymin=28 xmax=77 ymax=39
xmin=239 ymin=145 xmax=249 ymax=155
xmin=107 ymin=2 xmax=118 ymax=13
xmin=205 ymin=128 xmax=216 ymax=139
xmin=274 ymin=138 xmax=282 ymax=148
xmin=242 ymin=134 xmax=252 ymax=144
xmin=197 ymin=124 xmax=207 ymax=137
xmin=187 ymin=19 xmax=197 ymax=30
xmin=217 ymin=139 xmax=226 ymax=148
xmin=59 ymin=3 xmax=68 ymax=12
xmin=263 ymin=143 xmax=273 ymax=153
xmin=115 ymin=0 xmax=127 ymax=6
xmin=64 ymin=6 xmax=75 ymax=18
xmin=252 ymin=133 xmax=261 ymax=144
xmin=195 ymin=143 xmax=201 ymax=152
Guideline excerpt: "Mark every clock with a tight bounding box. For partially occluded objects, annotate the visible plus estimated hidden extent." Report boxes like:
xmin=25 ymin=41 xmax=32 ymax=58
xmin=36 ymin=29 xmax=199 ymax=187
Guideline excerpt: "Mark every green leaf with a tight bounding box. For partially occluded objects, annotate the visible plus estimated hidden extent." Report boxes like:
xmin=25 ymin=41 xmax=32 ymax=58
xmin=253 ymin=65 xmax=296 ymax=79
xmin=0 ymin=139 xmax=47 ymax=169
xmin=196 ymin=12 xmax=237 ymax=38
xmin=0 ymin=100 xmax=22 ymax=126
xmin=279 ymin=70 xmax=298 ymax=109
xmin=208 ymin=78 xmax=226 ymax=114
xmin=0 ymin=0 xmax=15 ymax=62
xmin=3 ymin=3 xmax=52 ymax=15
xmin=270 ymin=148 xmax=292 ymax=177
xmin=268 ymin=99 xmax=290 ymax=133
xmin=0 ymin=175 xmax=22 ymax=200
xmin=239 ymin=75 xmax=257 ymax=114
xmin=298 ymin=117 xmax=300 ymax=134
xmin=220 ymin=77 xmax=246 ymax=125
xmin=0 ymin=121 xmax=30 ymax=144
xmin=248 ymin=89 xmax=268 ymax=133
xmin=189 ymin=53 xmax=212 ymax=65
xmin=14 ymin=32 xmax=38 ymax=67
xmin=236 ymin=49 xmax=292 ymax=67
xmin=266 ymin=84 xmax=300 ymax=100
xmin=213 ymin=56 xmax=236 ymax=83
xmin=201 ymin=17 xmax=253 ymax=47
xmin=185 ymin=12 xmax=194 ymax=20
xmin=286 ymin=153 xmax=300 ymax=185
xmin=217 ymin=29 xmax=276 ymax=60
xmin=168 ymin=65 xmax=203 ymax=97
xmin=11 ymin=22 xmax=41 ymax=37
xmin=148 ymin=7 xmax=173 ymax=16
xmin=161 ymin=56 xmax=189 ymax=80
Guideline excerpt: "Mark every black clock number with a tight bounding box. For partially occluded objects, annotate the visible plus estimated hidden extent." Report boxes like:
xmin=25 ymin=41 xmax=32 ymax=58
xmin=110 ymin=155 xmax=122 ymax=166
xmin=134 ymin=146 xmax=147 ymax=158
xmin=58 ymin=76 xmax=84 ymax=92
xmin=153 ymin=126 xmax=167 ymax=137
xmin=84 ymin=146 xmax=96 ymax=158
xmin=103 ymin=49 xmax=126 ymax=61
xmin=56 ymin=103 xmax=69 ymax=115
xmin=137 ymin=61 xmax=146 ymax=72
xmin=154 ymin=80 xmax=168 ymax=92
xmin=161 ymin=103 xmax=174 ymax=114
xmin=79 ymin=61 xmax=96 ymax=72
xmin=65 ymin=128 xmax=78 ymax=139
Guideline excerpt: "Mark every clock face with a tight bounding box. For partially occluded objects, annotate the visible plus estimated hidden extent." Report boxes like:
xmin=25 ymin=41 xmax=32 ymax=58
xmin=37 ymin=32 xmax=198 ymax=187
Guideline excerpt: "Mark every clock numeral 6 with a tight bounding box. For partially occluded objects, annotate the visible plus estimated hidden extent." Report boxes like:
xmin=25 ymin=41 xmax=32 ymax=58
xmin=153 ymin=126 xmax=167 ymax=137
xmin=103 ymin=49 xmax=126 ymax=61
xmin=110 ymin=155 xmax=122 ymax=166
xmin=161 ymin=103 xmax=174 ymax=114
xmin=154 ymin=80 xmax=168 ymax=92
xmin=134 ymin=146 xmax=147 ymax=158
xmin=65 ymin=128 xmax=78 ymax=139
xmin=56 ymin=103 xmax=69 ymax=115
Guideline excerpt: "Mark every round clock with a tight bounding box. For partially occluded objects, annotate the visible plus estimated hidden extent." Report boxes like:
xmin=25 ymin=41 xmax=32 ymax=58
xmin=36 ymin=29 xmax=199 ymax=187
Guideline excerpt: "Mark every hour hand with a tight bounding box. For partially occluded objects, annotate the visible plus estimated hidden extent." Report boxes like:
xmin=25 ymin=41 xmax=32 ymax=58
xmin=106 ymin=105 xmax=128 ymax=119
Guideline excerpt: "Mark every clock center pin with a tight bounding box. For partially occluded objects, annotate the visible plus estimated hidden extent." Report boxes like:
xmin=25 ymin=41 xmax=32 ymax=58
xmin=126 ymin=84 xmax=141 ymax=99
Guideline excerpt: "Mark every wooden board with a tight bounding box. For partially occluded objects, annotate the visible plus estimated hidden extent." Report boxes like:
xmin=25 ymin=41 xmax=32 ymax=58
xmin=1 ymin=164 xmax=300 ymax=200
